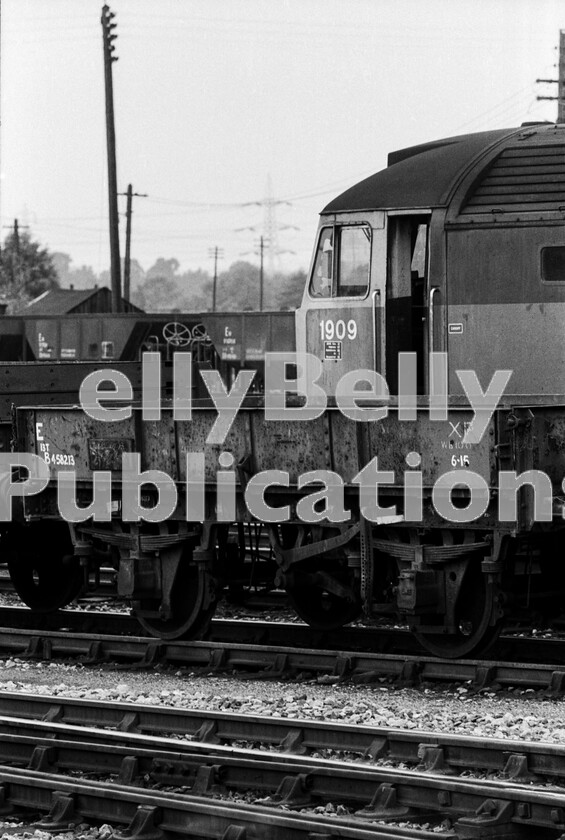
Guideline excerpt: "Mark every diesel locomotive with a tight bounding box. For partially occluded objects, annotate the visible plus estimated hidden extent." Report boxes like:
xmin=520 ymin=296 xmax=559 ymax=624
xmin=8 ymin=122 xmax=565 ymax=658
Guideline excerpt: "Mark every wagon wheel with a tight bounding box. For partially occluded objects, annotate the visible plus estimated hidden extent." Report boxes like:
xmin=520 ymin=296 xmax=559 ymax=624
xmin=414 ymin=558 xmax=502 ymax=658
xmin=285 ymin=556 xmax=362 ymax=629
xmin=6 ymin=523 xmax=84 ymax=612
xmin=283 ymin=528 xmax=362 ymax=629
xmin=414 ymin=530 xmax=502 ymax=659
xmin=133 ymin=554 xmax=218 ymax=641
xmin=376 ymin=528 xmax=502 ymax=658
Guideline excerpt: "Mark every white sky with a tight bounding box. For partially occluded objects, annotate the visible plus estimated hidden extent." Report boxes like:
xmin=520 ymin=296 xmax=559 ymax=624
xmin=2 ymin=0 xmax=565 ymax=278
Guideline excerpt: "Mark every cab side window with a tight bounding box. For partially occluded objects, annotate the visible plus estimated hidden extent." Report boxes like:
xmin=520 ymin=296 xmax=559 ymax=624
xmin=309 ymin=225 xmax=370 ymax=298
xmin=310 ymin=228 xmax=334 ymax=297
xmin=541 ymin=246 xmax=565 ymax=282
xmin=337 ymin=226 xmax=371 ymax=297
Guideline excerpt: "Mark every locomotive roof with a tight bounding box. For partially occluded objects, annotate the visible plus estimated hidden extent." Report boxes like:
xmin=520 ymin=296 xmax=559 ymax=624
xmin=322 ymin=126 xmax=547 ymax=214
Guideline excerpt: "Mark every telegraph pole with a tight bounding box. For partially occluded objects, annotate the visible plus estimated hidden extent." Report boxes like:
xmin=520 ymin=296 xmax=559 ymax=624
xmin=208 ymin=246 xmax=224 ymax=311
xmin=121 ymin=184 xmax=147 ymax=303
xmin=101 ymin=4 xmax=121 ymax=312
xmin=536 ymin=30 xmax=565 ymax=122
xmin=557 ymin=29 xmax=565 ymax=122
xmin=3 ymin=219 xmax=29 ymax=287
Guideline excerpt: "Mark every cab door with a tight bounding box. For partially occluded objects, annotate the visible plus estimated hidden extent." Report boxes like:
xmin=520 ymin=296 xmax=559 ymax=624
xmin=297 ymin=212 xmax=385 ymax=397
xmin=385 ymin=214 xmax=431 ymax=395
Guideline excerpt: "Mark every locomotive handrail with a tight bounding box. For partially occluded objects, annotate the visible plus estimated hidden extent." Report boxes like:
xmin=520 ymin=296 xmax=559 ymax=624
xmin=428 ymin=285 xmax=440 ymax=356
xmin=372 ymin=289 xmax=381 ymax=373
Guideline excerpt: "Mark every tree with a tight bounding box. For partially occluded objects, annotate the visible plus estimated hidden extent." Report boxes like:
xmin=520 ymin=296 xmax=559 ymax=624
xmin=51 ymin=252 xmax=72 ymax=284
xmin=0 ymin=230 xmax=59 ymax=307
xmin=275 ymin=269 xmax=307 ymax=310
xmin=132 ymin=274 xmax=192 ymax=312
xmin=133 ymin=257 xmax=187 ymax=312
xmin=203 ymin=261 xmax=261 ymax=311
xmin=68 ymin=264 xmax=99 ymax=289
xmin=177 ymin=268 xmax=212 ymax=311
xmin=127 ymin=258 xmax=146 ymax=293
xmin=146 ymin=257 xmax=180 ymax=281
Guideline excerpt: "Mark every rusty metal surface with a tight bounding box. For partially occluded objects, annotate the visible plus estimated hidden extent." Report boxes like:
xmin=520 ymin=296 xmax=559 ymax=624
xmin=175 ymin=412 xmax=252 ymax=483
xmin=17 ymin=403 xmax=499 ymax=490
xmin=30 ymin=409 xmax=136 ymax=476
xmin=366 ymin=409 xmax=494 ymax=485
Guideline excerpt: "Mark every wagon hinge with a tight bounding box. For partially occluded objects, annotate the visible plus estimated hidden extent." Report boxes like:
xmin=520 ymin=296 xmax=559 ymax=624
xmin=506 ymin=408 xmax=534 ymax=429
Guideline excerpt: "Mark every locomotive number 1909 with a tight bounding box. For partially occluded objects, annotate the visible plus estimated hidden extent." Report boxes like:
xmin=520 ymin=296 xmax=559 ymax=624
xmin=319 ymin=319 xmax=357 ymax=341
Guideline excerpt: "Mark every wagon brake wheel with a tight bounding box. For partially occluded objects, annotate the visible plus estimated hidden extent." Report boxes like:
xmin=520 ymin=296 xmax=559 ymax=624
xmin=163 ymin=322 xmax=192 ymax=348
xmin=191 ymin=323 xmax=208 ymax=340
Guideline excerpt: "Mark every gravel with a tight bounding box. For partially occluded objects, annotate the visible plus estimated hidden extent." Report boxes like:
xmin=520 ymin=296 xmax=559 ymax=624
xmin=0 ymin=658 xmax=563 ymax=744
xmin=0 ymin=822 xmax=116 ymax=840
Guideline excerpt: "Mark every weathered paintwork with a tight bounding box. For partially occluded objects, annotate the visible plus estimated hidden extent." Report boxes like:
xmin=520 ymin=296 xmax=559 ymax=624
xmin=19 ymin=403 xmax=495 ymax=490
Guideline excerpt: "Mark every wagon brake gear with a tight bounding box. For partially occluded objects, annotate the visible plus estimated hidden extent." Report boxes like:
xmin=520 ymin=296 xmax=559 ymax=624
xmin=272 ymin=524 xmax=362 ymax=630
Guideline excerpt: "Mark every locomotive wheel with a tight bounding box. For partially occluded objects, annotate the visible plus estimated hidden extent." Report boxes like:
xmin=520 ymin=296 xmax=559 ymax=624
xmin=414 ymin=559 xmax=502 ymax=659
xmin=6 ymin=524 xmax=83 ymax=612
xmin=285 ymin=556 xmax=362 ymax=630
xmin=134 ymin=560 xmax=217 ymax=641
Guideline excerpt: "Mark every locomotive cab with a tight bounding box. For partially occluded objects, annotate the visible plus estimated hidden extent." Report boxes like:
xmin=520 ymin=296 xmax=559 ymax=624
xmin=298 ymin=123 xmax=565 ymax=402
xmin=297 ymin=210 xmax=435 ymax=397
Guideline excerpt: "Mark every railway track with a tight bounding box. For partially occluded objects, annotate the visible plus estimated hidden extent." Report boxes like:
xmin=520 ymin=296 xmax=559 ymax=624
xmin=0 ymin=603 xmax=565 ymax=669
xmin=0 ymin=694 xmax=564 ymax=837
xmin=0 ymin=623 xmax=565 ymax=693
xmin=0 ymin=603 xmax=423 ymax=653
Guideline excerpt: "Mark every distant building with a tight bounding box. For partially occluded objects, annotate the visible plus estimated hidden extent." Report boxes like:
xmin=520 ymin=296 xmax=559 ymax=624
xmin=24 ymin=286 xmax=143 ymax=316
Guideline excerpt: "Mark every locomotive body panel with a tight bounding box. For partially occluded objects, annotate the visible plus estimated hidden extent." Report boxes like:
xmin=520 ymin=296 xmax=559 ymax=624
xmin=446 ymin=224 xmax=565 ymax=397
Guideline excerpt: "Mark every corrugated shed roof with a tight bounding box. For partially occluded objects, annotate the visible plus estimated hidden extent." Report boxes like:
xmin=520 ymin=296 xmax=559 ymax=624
xmin=23 ymin=287 xmax=144 ymax=315
xmin=24 ymin=288 xmax=103 ymax=315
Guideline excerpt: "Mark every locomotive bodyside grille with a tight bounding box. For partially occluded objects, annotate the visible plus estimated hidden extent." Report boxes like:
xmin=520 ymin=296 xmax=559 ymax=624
xmin=461 ymin=144 xmax=565 ymax=214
